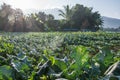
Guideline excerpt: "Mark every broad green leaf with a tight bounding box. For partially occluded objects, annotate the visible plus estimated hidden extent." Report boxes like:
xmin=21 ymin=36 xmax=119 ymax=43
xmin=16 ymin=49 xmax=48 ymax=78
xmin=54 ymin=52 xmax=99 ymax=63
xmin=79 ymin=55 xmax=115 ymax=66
xmin=49 ymin=56 xmax=55 ymax=65
xmin=0 ymin=65 xmax=13 ymax=80
xmin=70 ymin=46 xmax=90 ymax=76
xmin=54 ymin=59 xmax=67 ymax=71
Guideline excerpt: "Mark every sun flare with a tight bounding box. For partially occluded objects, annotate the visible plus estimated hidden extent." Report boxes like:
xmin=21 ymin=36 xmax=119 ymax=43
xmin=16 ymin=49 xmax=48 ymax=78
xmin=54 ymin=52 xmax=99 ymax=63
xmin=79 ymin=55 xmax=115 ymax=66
xmin=6 ymin=0 xmax=39 ymax=10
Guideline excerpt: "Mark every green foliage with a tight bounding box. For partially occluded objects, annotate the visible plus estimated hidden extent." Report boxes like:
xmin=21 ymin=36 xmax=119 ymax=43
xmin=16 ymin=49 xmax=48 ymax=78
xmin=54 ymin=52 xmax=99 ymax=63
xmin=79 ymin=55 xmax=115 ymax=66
xmin=0 ymin=3 xmax=59 ymax=32
xmin=0 ymin=37 xmax=14 ymax=55
xmin=0 ymin=32 xmax=120 ymax=80
xmin=70 ymin=46 xmax=90 ymax=76
xmin=59 ymin=4 xmax=103 ymax=31
xmin=0 ymin=65 xmax=13 ymax=80
xmin=0 ymin=3 xmax=102 ymax=32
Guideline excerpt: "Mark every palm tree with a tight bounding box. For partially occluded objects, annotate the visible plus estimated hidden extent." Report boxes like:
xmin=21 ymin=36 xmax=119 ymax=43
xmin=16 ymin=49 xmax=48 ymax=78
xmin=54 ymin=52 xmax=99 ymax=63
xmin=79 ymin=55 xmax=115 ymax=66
xmin=59 ymin=5 xmax=73 ymax=29
xmin=59 ymin=5 xmax=72 ymax=21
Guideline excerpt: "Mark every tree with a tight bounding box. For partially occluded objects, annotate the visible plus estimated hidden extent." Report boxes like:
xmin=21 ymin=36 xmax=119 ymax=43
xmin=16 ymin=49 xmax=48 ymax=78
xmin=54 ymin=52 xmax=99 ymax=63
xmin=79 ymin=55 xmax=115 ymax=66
xmin=59 ymin=5 xmax=72 ymax=21
xmin=59 ymin=4 xmax=103 ymax=31
xmin=0 ymin=3 xmax=13 ymax=31
xmin=13 ymin=9 xmax=26 ymax=32
xmin=71 ymin=4 xmax=103 ymax=31
xmin=26 ymin=12 xmax=58 ymax=31
xmin=25 ymin=13 xmax=44 ymax=31
xmin=59 ymin=5 xmax=73 ymax=29
xmin=46 ymin=14 xmax=60 ymax=31
xmin=47 ymin=14 xmax=54 ymax=21
xmin=0 ymin=3 xmax=59 ymax=32
xmin=0 ymin=3 xmax=27 ymax=32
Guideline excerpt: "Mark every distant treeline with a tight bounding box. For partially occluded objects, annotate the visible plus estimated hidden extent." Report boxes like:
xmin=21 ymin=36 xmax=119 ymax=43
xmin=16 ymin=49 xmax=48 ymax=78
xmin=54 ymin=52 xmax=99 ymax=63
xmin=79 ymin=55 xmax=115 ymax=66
xmin=103 ymin=27 xmax=120 ymax=32
xmin=0 ymin=3 xmax=103 ymax=32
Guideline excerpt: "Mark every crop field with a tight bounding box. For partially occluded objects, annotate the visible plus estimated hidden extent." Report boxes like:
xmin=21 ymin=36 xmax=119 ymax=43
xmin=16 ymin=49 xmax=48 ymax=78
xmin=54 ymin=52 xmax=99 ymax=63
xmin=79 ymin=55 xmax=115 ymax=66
xmin=0 ymin=32 xmax=120 ymax=80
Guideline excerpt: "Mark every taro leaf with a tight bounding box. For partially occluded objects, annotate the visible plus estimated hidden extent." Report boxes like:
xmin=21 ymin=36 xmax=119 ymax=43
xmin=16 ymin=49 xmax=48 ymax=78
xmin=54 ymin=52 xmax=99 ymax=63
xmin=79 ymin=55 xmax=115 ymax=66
xmin=1 ymin=42 xmax=14 ymax=54
xmin=40 ymin=75 xmax=47 ymax=80
xmin=49 ymin=56 xmax=55 ymax=65
xmin=102 ymin=47 xmax=114 ymax=66
xmin=54 ymin=58 xmax=67 ymax=71
xmin=0 ymin=56 xmax=7 ymax=65
xmin=37 ymin=60 xmax=52 ymax=77
xmin=0 ymin=36 xmax=2 ymax=41
xmin=43 ymin=50 xmax=47 ymax=55
xmin=28 ymin=71 xmax=36 ymax=80
xmin=17 ymin=52 xmax=26 ymax=59
xmin=64 ymin=70 xmax=76 ymax=80
xmin=95 ymin=47 xmax=114 ymax=67
xmin=109 ymin=77 xmax=119 ymax=80
xmin=50 ymin=59 xmax=68 ymax=79
xmin=70 ymin=46 xmax=90 ymax=75
xmin=56 ymin=78 xmax=68 ymax=80
xmin=87 ymin=62 xmax=101 ymax=78
xmin=0 ymin=65 xmax=13 ymax=80
xmin=21 ymin=56 xmax=32 ymax=67
xmin=50 ymin=72 xmax=63 ymax=79
xmin=11 ymin=56 xmax=31 ymax=75
xmin=42 ymin=54 xmax=48 ymax=61
xmin=11 ymin=60 xmax=30 ymax=73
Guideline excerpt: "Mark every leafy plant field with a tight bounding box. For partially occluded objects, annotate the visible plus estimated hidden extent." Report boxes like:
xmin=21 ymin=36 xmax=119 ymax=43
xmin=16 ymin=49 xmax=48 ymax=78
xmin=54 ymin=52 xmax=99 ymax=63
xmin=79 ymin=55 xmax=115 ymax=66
xmin=0 ymin=32 xmax=120 ymax=80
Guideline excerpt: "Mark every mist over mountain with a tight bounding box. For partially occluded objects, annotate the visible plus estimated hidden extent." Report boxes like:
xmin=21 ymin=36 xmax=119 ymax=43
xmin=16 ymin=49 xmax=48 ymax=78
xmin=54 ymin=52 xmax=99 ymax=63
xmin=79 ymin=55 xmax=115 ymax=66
xmin=102 ymin=16 xmax=120 ymax=28
xmin=24 ymin=8 xmax=120 ymax=28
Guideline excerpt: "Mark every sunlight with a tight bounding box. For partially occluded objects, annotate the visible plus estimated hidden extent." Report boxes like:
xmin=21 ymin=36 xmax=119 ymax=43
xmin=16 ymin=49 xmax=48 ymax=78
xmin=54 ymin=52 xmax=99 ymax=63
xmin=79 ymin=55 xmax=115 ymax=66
xmin=2 ymin=0 xmax=65 ymax=10
xmin=7 ymin=0 xmax=39 ymax=10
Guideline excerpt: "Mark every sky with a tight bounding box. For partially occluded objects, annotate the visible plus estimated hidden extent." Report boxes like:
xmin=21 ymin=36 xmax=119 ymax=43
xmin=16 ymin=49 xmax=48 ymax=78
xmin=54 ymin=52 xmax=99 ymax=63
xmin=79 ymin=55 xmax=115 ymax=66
xmin=0 ymin=0 xmax=120 ymax=19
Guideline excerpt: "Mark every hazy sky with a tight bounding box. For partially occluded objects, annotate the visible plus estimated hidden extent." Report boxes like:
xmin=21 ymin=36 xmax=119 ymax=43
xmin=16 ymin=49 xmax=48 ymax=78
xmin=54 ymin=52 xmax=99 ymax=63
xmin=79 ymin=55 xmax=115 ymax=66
xmin=0 ymin=0 xmax=120 ymax=19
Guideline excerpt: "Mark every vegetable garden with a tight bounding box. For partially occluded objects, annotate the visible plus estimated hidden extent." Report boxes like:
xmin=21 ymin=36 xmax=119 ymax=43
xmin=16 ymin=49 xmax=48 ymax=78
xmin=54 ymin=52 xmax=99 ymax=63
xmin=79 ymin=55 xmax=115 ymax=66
xmin=0 ymin=32 xmax=120 ymax=80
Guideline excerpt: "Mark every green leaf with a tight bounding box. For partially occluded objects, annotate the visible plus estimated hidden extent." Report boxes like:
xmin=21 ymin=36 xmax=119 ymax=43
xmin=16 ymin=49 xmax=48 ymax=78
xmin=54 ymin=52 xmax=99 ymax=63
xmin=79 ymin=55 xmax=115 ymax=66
xmin=54 ymin=59 xmax=67 ymax=71
xmin=11 ymin=56 xmax=31 ymax=74
xmin=49 ymin=56 xmax=55 ymax=65
xmin=95 ymin=47 xmax=114 ymax=66
xmin=70 ymin=46 xmax=90 ymax=75
xmin=28 ymin=71 xmax=36 ymax=80
xmin=0 ymin=65 xmax=13 ymax=80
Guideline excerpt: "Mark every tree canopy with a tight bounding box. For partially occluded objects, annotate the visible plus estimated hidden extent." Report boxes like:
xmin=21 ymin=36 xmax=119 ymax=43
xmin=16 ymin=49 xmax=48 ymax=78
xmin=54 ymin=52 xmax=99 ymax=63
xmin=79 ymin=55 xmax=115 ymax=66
xmin=0 ymin=3 xmax=103 ymax=32
xmin=59 ymin=4 xmax=103 ymax=31
xmin=0 ymin=3 xmax=58 ymax=32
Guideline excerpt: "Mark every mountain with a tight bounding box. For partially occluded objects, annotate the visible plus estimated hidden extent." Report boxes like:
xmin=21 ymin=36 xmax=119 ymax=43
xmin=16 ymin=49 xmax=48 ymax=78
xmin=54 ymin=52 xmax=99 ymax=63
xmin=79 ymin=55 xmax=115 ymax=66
xmin=24 ymin=9 xmax=120 ymax=28
xmin=102 ymin=16 xmax=120 ymax=28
